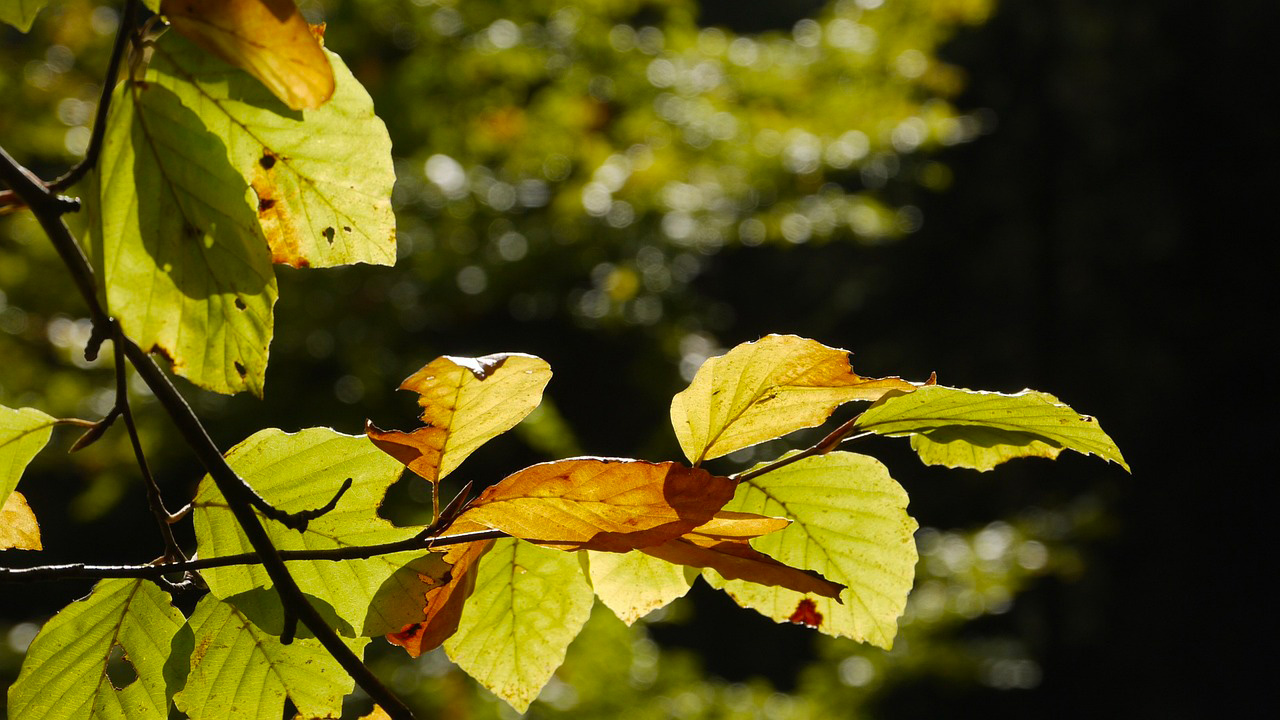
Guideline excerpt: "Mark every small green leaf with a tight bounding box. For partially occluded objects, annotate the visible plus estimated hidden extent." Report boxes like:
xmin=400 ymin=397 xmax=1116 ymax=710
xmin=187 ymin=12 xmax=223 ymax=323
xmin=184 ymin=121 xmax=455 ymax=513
xmin=7 ymin=579 xmax=186 ymax=719
xmin=704 ymin=452 xmax=918 ymax=649
xmin=1 ymin=404 xmax=56 ymax=508
xmin=174 ymin=594 xmax=367 ymax=720
xmin=0 ymin=0 xmax=48 ymax=32
xmin=855 ymin=385 xmax=1129 ymax=472
xmin=84 ymin=80 xmax=277 ymax=396
xmin=444 ymin=538 xmax=594 ymax=712
xmin=148 ymin=32 xmax=395 ymax=269
xmin=586 ymin=550 xmax=695 ymax=625
xmin=192 ymin=428 xmax=450 ymax=636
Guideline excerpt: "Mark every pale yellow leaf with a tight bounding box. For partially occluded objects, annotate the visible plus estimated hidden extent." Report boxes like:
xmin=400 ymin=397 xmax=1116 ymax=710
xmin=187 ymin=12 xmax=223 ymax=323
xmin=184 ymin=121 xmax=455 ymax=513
xmin=0 ymin=491 xmax=41 ymax=550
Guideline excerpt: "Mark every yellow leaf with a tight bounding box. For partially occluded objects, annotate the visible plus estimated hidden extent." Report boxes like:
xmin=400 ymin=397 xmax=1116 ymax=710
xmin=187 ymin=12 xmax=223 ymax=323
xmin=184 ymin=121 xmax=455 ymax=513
xmin=670 ymin=334 xmax=916 ymax=464
xmin=0 ymin=491 xmax=42 ymax=551
xmin=161 ymin=0 xmax=334 ymax=111
xmin=459 ymin=457 xmax=736 ymax=552
xmin=369 ymin=353 xmax=552 ymax=484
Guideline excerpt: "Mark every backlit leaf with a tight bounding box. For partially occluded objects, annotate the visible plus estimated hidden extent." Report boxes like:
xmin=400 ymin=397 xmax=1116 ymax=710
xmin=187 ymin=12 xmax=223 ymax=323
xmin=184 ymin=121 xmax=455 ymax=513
xmin=386 ymin=519 xmax=494 ymax=657
xmin=368 ymin=354 xmax=552 ymax=484
xmin=670 ymin=334 xmax=916 ymax=464
xmin=854 ymin=385 xmax=1130 ymax=472
xmin=174 ymin=594 xmax=368 ymax=720
xmin=1 ymin=404 xmax=55 ymax=509
xmin=585 ymin=550 xmax=696 ymax=625
xmin=0 ymin=0 xmax=48 ymax=32
xmin=7 ymin=579 xmax=185 ymax=719
xmin=160 ymin=0 xmax=334 ymax=111
xmin=444 ymin=537 xmax=594 ymax=712
xmin=85 ymin=80 xmax=276 ymax=396
xmin=147 ymin=32 xmax=395 ymax=269
xmin=704 ymin=452 xmax=917 ymax=648
xmin=0 ymin=491 xmax=41 ymax=550
xmin=192 ymin=428 xmax=450 ymax=636
xmin=458 ymin=457 xmax=735 ymax=552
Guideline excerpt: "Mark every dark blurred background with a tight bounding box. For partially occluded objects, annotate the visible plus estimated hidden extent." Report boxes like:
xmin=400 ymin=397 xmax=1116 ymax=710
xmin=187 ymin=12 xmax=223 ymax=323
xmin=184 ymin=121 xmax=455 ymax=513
xmin=2 ymin=0 xmax=1273 ymax=717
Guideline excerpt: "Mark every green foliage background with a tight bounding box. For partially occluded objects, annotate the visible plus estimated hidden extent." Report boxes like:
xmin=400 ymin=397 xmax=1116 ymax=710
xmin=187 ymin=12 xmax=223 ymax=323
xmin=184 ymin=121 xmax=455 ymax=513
xmin=2 ymin=0 xmax=1267 ymax=717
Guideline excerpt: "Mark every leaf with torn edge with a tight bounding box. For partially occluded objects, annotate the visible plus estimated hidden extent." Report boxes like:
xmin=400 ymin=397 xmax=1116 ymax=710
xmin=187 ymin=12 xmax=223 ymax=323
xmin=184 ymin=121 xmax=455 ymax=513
xmin=7 ymin=579 xmax=185 ymax=719
xmin=160 ymin=0 xmax=334 ymax=111
xmin=368 ymin=354 xmax=552 ymax=484
xmin=84 ymin=80 xmax=276 ymax=396
xmin=670 ymin=334 xmax=917 ymax=464
xmin=458 ymin=457 xmax=736 ymax=552
xmin=0 ymin=491 xmax=42 ymax=550
xmin=193 ymin=428 xmax=450 ymax=636
xmin=704 ymin=451 xmax=918 ymax=648
xmin=147 ymin=32 xmax=395 ymax=269
xmin=1 ymin=404 xmax=56 ymax=509
xmin=387 ymin=519 xmax=495 ymax=657
xmin=174 ymin=594 xmax=368 ymax=720
xmin=854 ymin=385 xmax=1129 ymax=472
xmin=444 ymin=537 xmax=594 ymax=713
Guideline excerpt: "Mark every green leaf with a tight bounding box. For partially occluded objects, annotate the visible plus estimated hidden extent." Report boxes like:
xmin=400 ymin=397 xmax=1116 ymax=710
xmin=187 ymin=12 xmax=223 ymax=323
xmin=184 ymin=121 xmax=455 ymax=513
xmin=84 ymin=79 xmax=277 ymax=396
xmin=854 ymin=385 xmax=1130 ymax=472
xmin=1 ymin=404 xmax=56 ymax=508
xmin=704 ymin=452 xmax=918 ymax=649
xmin=173 ymin=594 xmax=367 ymax=720
xmin=0 ymin=0 xmax=48 ymax=32
xmin=147 ymin=32 xmax=395 ymax=269
xmin=7 ymin=579 xmax=186 ymax=719
xmin=192 ymin=428 xmax=450 ymax=636
xmin=670 ymin=335 xmax=916 ymax=464
xmin=585 ymin=550 xmax=695 ymax=625
xmin=444 ymin=538 xmax=594 ymax=712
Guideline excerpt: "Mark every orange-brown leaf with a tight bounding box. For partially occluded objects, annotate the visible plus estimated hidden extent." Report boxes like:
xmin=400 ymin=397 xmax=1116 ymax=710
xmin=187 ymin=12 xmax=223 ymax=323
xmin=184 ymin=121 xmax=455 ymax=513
xmin=458 ymin=458 xmax=736 ymax=552
xmin=365 ymin=423 xmax=445 ymax=485
xmin=161 ymin=0 xmax=334 ymax=110
xmin=387 ymin=520 xmax=494 ymax=657
xmin=642 ymin=529 xmax=844 ymax=600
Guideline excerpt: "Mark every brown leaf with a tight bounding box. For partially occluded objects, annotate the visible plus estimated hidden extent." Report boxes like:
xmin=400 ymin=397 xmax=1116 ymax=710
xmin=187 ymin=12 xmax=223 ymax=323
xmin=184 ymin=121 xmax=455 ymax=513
xmin=641 ymin=528 xmax=844 ymax=600
xmin=161 ymin=0 xmax=335 ymax=110
xmin=366 ymin=423 xmax=445 ymax=486
xmin=386 ymin=520 xmax=494 ymax=657
xmin=458 ymin=457 xmax=736 ymax=552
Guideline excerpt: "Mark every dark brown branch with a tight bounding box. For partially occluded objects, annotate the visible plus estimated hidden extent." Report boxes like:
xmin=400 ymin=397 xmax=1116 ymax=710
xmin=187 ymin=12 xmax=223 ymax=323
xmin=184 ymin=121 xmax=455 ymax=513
xmin=732 ymin=413 xmax=873 ymax=484
xmin=251 ymin=477 xmax=353 ymax=532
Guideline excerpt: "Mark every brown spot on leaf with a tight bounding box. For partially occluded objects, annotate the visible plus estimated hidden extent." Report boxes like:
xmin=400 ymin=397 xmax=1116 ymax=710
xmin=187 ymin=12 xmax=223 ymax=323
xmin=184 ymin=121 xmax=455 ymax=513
xmin=235 ymin=297 xmax=246 ymax=310
xmin=234 ymin=361 xmax=247 ymax=378
xmin=150 ymin=344 xmax=175 ymax=365
xmin=343 ymin=225 xmax=352 ymax=232
xmin=258 ymin=197 xmax=276 ymax=212
xmin=322 ymin=226 xmax=336 ymax=243
xmin=788 ymin=598 xmax=823 ymax=628
xmin=259 ymin=151 xmax=277 ymax=170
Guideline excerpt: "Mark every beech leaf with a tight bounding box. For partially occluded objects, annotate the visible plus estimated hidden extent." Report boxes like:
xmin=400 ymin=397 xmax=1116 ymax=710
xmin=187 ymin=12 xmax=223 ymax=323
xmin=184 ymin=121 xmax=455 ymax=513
xmin=670 ymin=334 xmax=916 ymax=464
xmin=7 ymin=579 xmax=185 ymax=719
xmin=1 ymin=404 xmax=56 ymax=510
xmin=585 ymin=550 xmax=697 ymax=625
xmin=160 ymin=0 xmax=334 ymax=111
xmin=192 ymin=428 xmax=451 ymax=636
xmin=704 ymin=452 xmax=918 ymax=648
xmin=0 ymin=0 xmax=48 ymax=32
xmin=854 ymin=385 xmax=1130 ymax=472
xmin=444 ymin=537 xmax=594 ymax=713
xmin=174 ymin=594 xmax=368 ymax=720
xmin=386 ymin=519 xmax=495 ymax=657
xmin=458 ymin=457 xmax=736 ymax=552
xmin=0 ymin=491 xmax=41 ymax=550
xmin=147 ymin=32 xmax=396 ymax=269
xmin=84 ymin=80 xmax=276 ymax=396
xmin=368 ymin=353 xmax=552 ymax=484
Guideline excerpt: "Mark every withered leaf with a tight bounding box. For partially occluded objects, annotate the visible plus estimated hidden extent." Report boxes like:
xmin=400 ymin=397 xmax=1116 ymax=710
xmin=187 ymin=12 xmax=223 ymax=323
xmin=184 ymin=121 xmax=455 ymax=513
xmin=386 ymin=520 xmax=494 ymax=657
xmin=161 ymin=0 xmax=334 ymax=110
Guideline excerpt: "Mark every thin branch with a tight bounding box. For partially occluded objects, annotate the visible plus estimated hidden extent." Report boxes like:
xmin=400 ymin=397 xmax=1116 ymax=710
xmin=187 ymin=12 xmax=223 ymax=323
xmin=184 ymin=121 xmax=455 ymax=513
xmin=0 ymin=529 xmax=508 ymax=583
xmin=249 ymin=477 xmax=353 ymax=532
xmin=732 ymin=414 xmax=873 ymax=484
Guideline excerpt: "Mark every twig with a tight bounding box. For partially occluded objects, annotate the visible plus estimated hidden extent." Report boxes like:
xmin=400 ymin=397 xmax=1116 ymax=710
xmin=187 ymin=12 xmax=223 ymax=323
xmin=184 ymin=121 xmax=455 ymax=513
xmin=732 ymin=414 xmax=873 ymax=484
xmin=250 ymin=477 xmax=353 ymax=532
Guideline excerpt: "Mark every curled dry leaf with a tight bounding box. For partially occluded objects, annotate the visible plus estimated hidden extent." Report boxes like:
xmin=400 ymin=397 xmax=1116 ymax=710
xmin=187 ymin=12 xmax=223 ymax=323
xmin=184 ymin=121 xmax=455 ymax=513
xmin=387 ymin=520 xmax=495 ymax=657
xmin=161 ymin=0 xmax=334 ymax=110
xmin=670 ymin=334 xmax=917 ymax=464
xmin=458 ymin=457 xmax=737 ymax=552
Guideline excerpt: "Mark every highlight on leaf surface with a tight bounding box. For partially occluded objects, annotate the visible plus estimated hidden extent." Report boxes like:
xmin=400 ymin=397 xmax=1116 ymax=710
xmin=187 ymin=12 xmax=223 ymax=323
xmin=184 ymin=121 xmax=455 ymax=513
xmin=386 ymin=519 xmax=495 ymax=657
xmin=670 ymin=334 xmax=917 ymax=464
xmin=854 ymin=385 xmax=1130 ymax=472
xmin=193 ymin=428 xmax=451 ymax=636
xmin=160 ymin=0 xmax=335 ymax=111
xmin=368 ymin=353 xmax=552 ymax=484
xmin=146 ymin=32 xmax=396 ymax=269
xmin=704 ymin=451 xmax=918 ymax=649
xmin=7 ymin=579 xmax=186 ymax=720
xmin=0 ymin=491 xmax=41 ymax=550
xmin=443 ymin=537 xmax=594 ymax=713
xmin=457 ymin=457 xmax=736 ymax=552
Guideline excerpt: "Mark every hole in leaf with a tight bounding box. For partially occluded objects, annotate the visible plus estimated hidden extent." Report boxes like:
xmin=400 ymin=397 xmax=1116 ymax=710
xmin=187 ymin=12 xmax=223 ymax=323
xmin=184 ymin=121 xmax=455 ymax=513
xmin=235 ymin=297 xmax=246 ymax=310
xmin=259 ymin=152 xmax=276 ymax=170
xmin=234 ymin=361 xmax=247 ymax=378
xmin=342 ymin=226 xmax=352 ymax=232
xmin=322 ymin=227 xmax=336 ymax=243
xmin=106 ymin=643 xmax=138 ymax=689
